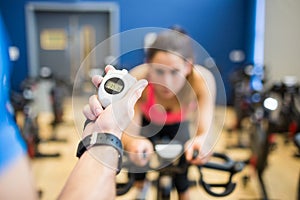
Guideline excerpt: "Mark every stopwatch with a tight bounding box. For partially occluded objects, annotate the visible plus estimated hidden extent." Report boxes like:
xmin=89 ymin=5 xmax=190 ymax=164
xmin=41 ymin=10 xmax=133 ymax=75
xmin=98 ymin=69 xmax=137 ymax=108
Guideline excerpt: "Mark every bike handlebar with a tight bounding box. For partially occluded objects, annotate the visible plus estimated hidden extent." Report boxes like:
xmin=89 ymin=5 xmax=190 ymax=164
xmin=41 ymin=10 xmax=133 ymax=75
xmin=116 ymin=172 xmax=135 ymax=196
xmin=116 ymin=150 xmax=244 ymax=197
xmin=203 ymin=152 xmax=244 ymax=172
xmin=199 ymin=152 xmax=245 ymax=197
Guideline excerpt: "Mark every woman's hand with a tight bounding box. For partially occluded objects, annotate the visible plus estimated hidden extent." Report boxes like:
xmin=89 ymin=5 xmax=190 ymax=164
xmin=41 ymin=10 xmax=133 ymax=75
xmin=184 ymin=136 xmax=212 ymax=165
xmin=82 ymin=65 xmax=148 ymax=139
xmin=124 ymin=137 xmax=153 ymax=167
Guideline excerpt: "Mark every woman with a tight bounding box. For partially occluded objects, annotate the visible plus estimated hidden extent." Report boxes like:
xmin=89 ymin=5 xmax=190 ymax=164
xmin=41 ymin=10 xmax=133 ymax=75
xmin=122 ymin=28 xmax=216 ymax=200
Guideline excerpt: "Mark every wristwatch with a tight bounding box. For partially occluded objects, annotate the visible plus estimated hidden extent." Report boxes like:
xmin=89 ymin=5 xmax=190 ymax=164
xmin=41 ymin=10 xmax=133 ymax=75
xmin=76 ymin=132 xmax=123 ymax=174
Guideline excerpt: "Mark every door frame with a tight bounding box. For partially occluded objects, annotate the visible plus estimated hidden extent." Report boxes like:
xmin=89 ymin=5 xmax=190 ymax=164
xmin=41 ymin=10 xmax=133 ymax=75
xmin=25 ymin=1 xmax=119 ymax=77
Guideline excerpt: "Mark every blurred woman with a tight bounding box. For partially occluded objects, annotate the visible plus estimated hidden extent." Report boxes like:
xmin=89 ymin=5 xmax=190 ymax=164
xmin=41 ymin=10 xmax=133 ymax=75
xmin=122 ymin=28 xmax=216 ymax=200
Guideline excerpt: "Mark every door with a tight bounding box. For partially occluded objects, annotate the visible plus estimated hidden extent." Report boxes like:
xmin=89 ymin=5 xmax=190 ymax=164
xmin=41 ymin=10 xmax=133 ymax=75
xmin=36 ymin=11 xmax=110 ymax=85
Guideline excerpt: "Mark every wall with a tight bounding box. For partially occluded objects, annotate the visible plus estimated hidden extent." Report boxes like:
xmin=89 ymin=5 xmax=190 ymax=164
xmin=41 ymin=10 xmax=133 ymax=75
xmin=264 ymin=0 xmax=300 ymax=83
xmin=0 ymin=0 xmax=255 ymax=104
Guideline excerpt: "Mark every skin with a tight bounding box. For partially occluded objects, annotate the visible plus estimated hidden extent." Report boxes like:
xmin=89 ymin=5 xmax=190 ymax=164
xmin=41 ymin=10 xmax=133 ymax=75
xmin=0 ymin=155 xmax=38 ymax=200
xmin=148 ymin=52 xmax=191 ymax=100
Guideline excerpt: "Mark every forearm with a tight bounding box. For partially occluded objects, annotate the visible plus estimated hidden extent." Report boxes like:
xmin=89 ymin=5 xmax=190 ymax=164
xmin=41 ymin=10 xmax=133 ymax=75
xmin=196 ymin=92 xmax=215 ymax=137
xmin=193 ymin=66 xmax=216 ymax=138
xmin=0 ymin=155 xmax=38 ymax=200
xmin=58 ymin=146 xmax=118 ymax=200
xmin=197 ymin=112 xmax=213 ymax=137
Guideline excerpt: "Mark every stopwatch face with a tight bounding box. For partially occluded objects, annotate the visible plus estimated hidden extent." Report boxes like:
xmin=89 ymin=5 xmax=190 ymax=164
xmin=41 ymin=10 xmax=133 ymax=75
xmin=104 ymin=77 xmax=125 ymax=94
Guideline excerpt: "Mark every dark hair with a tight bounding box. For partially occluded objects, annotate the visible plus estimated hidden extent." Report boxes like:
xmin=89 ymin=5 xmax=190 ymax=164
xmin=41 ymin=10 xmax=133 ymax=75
xmin=145 ymin=29 xmax=194 ymax=62
xmin=169 ymin=24 xmax=187 ymax=34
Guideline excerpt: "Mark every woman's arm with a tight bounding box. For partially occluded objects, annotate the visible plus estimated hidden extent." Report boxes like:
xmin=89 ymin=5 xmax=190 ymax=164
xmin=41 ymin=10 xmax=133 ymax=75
xmin=121 ymin=64 xmax=153 ymax=166
xmin=194 ymin=65 xmax=216 ymax=137
xmin=185 ymin=66 xmax=216 ymax=164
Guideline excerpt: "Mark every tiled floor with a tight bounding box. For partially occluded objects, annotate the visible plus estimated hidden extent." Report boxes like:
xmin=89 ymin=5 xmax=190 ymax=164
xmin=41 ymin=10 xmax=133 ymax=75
xmin=23 ymin=98 xmax=300 ymax=200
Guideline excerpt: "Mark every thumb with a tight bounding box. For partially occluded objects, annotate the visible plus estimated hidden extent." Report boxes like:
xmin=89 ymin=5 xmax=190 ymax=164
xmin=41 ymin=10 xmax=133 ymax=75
xmin=124 ymin=79 xmax=148 ymax=107
xmin=109 ymin=79 xmax=147 ymax=131
xmin=185 ymin=146 xmax=194 ymax=161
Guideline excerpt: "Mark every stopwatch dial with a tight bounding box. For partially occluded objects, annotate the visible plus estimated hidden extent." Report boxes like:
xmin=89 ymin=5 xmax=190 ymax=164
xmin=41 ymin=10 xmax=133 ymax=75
xmin=104 ymin=77 xmax=125 ymax=94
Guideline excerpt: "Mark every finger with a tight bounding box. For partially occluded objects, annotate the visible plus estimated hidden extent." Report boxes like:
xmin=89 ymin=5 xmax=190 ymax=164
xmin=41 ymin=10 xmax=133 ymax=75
xmin=83 ymin=104 xmax=97 ymax=120
xmin=136 ymin=151 xmax=149 ymax=167
xmin=128 ymin=151 xmax=147 ymax=167
xmin=185 ymin=147 xmax=194 ymax=161
xmin=125 ymin=79 xmax=148 ymax=106
xmin=189 ymin=153 xmax=210 ymax=165
xmin=138 ymin=158 xmax=149 ymax=167
xmin=89 ymin=95 xmax=103 ymax=117
xmin=91 ymin=65 xmax=115 ymax=87
xmin=104 ymin=65 xmax=116 ymax=73
xmin=189 ymin=150 xmax=211 ymax=165
xmin=139 ymin=146 xmax=149 ymax=160
xmin=92 ymin=75 xmax=103 ymax=88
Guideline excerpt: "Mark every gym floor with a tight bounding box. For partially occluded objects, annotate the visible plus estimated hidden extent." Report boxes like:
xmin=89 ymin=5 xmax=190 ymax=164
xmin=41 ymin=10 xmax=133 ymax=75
xmin=22 ymin=97 xmax=300 ymax=200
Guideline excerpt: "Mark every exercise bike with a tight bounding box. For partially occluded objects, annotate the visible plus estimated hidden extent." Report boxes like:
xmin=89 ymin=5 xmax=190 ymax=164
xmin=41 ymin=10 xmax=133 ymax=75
xmin=116 ymin=140 xmax=244 ymax=199
xmin=228 ymin=64 xmax=282 ymax=200
xmin=267 ymin=76 xmax=300 ymax=145
xmin=11 ymin=78 xmax=60 ymax=158
xmin=237 ymin=86 xmax=284 ymax=200
xmin=229 ymin=63 xmax=253 ymax=131
xmin=228 ymin=64 xmax=265 ymax=149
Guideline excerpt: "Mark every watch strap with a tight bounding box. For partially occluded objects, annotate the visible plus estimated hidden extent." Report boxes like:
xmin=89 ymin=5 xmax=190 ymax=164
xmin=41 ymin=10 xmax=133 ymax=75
xmin=83 ymin=119 xmax=94 ymax=130
xmin=76 ymin=133 xmax=123 ymax=174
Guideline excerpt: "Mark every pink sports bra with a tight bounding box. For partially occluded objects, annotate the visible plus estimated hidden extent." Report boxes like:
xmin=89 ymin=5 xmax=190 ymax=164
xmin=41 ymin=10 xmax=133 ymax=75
xmin=140 ymin=83 xmax=188 ymax=125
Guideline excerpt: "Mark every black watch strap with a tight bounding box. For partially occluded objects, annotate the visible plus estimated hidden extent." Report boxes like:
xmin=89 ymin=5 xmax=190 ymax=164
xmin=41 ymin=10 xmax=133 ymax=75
xmin=76 ymin=133 xmax=123 ymax=174
xmin=83 ymin=119 xmax=94 ymax=130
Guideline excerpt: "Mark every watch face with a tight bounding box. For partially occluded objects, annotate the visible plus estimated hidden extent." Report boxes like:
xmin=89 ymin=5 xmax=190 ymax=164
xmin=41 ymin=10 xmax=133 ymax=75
xmin=104 ymin=77 xmax=125 ymax=94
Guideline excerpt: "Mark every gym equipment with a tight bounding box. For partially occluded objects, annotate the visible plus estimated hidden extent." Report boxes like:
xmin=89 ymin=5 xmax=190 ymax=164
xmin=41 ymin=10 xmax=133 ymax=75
xmin=267 ymin=77 xmax=300 ymax=144
xmin=18 ymin=78 xmax=61 ymax=158
xmin=229 ymin=63 xmax=282 ymax=200
xmin=116 ymin=141 xmax=244 ymax=199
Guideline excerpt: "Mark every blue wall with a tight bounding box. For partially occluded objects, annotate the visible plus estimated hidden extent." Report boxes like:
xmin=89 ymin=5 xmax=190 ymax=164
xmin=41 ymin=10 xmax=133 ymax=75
xmin=0 ymin=0 xmax=256 ymax=104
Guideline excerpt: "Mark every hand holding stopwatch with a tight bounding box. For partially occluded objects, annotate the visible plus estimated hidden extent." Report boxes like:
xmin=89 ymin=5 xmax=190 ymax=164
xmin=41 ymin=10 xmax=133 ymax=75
xmin=98 ymin=69 xmax=137 ymax=108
